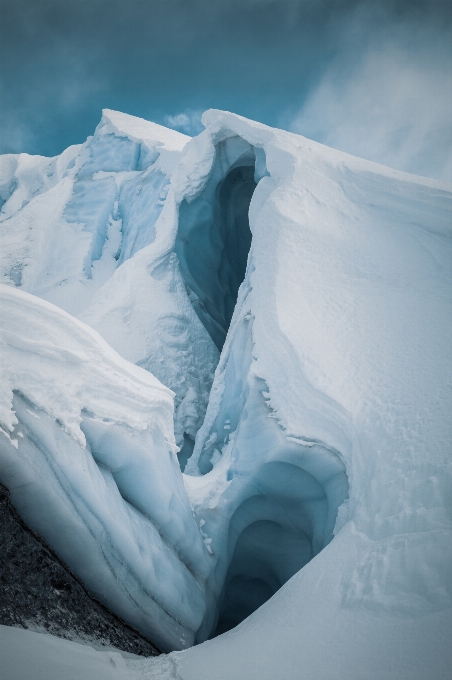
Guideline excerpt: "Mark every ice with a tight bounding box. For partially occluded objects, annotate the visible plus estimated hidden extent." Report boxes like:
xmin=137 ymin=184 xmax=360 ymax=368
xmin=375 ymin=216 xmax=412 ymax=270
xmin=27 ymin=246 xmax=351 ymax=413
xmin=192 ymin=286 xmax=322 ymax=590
xmin=0 ymin=110 xmax=189 ymax=316
xmin=0 ymin=109 xmax=220 ymax=450
xmin=170 ymin=111 xmax=451 ymax=677
xmin=175 ymin=136 xmax=257 ymax=349
xmin=78 ymin=247 xmax=219 ymax=454
xmin=0 ymin=286 xmax=210 ymax=652
xmin=1 ymin=107 xmax=452 ymax=678
xmin=115 ymin=168 xmax=169 ymax=265
xmin=181 ymin=294 xmax=348 ymax=640
xmin=0 ymin=145 xmax=82 ymax=217
xmin=65 ymin=174 xmax=119 ymax=271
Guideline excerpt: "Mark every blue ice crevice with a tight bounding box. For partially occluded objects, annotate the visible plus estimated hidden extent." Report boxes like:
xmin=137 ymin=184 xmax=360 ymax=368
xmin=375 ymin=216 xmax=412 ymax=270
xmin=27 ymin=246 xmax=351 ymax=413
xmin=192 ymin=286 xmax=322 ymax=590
xmin=174 ymin=134 xmax=349 ymax=641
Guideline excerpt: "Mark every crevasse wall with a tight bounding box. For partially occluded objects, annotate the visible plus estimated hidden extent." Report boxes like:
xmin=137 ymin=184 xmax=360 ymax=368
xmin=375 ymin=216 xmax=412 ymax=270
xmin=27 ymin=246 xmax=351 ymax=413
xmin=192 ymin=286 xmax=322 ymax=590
xmin=0 ymin=113 xmax=351 ymax=648
xmin=175 ymin=136 xmax=256 ymax=350
xmin=165 ymin=125 xmax=349 ymax=639
xmin=0 ymin=286 xmax=211 ymax=652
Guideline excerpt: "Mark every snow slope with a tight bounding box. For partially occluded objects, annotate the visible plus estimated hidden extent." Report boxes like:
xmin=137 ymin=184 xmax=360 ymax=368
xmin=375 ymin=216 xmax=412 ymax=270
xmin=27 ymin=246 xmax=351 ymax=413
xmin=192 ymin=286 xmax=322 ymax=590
xmin=0 ymin=625 xmax=133 ymax=680
xmin=1 ymin=108 xmax=451 ymax=678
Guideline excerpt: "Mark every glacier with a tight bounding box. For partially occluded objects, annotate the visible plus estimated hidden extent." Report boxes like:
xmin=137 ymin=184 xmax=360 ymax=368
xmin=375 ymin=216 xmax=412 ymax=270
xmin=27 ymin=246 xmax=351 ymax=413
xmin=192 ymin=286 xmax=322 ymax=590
xmin=1 ymin=108 xmax=451 ymax=679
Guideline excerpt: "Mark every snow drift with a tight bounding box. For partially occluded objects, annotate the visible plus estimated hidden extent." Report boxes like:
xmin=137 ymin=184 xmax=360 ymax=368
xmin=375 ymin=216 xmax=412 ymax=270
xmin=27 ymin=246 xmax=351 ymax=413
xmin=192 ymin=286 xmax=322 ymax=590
xmin=1 ymin=108 xmax=451 ymax=678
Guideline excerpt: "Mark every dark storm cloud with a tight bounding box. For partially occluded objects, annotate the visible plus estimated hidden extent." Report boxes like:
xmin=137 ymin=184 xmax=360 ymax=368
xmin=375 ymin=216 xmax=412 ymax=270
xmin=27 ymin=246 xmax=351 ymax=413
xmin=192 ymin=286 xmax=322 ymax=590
xmin=1 ymin=0 xmax=451 ymax=178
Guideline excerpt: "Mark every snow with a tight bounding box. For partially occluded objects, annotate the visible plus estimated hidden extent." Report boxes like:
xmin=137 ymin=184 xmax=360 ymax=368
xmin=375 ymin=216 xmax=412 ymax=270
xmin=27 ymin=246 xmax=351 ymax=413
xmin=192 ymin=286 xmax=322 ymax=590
xmin=100 ymin=109 xmax=189 ymax=155
xmin=1 ymin=107 xmax=451 ymax=678
xmin=171 ymin=111 xmax=451 ymax=677
xmin=0 ymin=626 xmax=134 ymax=680
xmin=0 ymin=625 xmax=189 ymax=680
xmin=0 ymin=109 xmax=189 ymax=316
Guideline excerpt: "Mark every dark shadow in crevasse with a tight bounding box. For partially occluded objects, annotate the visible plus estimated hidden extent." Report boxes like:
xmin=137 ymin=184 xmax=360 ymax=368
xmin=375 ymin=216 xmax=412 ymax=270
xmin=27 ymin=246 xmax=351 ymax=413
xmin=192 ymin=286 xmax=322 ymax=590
xmin=213 ymin=516 xmax=313 ymax=636
xmin=175 ymin=141 xmax=257 ymax=351
xmin=208 ymin=453 xmax=349 ymax=638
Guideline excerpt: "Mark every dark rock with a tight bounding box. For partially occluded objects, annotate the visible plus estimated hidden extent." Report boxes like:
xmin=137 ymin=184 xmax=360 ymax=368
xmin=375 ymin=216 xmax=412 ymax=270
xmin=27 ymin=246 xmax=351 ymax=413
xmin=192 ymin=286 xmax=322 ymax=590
xmin=0 ymin=482 xmax=161 ymax=657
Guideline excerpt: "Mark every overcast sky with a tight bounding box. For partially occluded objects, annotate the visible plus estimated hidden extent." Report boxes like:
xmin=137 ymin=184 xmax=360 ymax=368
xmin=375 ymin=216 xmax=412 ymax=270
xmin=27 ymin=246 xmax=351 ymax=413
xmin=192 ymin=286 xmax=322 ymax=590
xmin=1 ymin=0 xmax=451 ymax=180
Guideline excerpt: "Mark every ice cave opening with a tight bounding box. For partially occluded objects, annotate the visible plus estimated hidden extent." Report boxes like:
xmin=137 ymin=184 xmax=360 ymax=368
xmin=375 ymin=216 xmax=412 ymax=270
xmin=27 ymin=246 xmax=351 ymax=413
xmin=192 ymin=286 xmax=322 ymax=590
xmin=213 ymin=517 xmax=310 ymax=637
xmin=175 ymin=138 xmax=257 ymax=350
xmin=210 ymin=457 xmax=348 ymax=637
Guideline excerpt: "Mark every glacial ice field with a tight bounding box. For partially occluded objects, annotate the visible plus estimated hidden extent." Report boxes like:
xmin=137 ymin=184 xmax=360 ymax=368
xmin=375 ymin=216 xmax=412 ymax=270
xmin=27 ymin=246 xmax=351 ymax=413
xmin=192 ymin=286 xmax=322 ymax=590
xmin=0 ymin=108 xmax=451 ymax=679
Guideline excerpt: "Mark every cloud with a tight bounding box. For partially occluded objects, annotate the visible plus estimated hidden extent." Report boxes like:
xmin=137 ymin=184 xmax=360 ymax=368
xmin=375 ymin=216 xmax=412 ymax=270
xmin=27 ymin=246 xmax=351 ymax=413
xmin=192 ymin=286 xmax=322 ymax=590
xmin=0 ymin=63 xmax=107 ymax=155
xmin=1 ymin=0 xmax=451 ymax=166
xmin=288 ymin=25 xmax=452 ymax=181
xmin=164 ymin=110 xmax=204 ymax=136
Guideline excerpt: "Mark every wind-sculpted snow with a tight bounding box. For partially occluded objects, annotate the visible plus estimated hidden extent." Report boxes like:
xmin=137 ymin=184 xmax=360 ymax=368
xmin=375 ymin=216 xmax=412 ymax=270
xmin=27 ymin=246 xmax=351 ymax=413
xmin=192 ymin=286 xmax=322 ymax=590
xmin=1 ymin=108 xmax=452 ymax=678
xmin=167 ymin=111 xmax=452 ymax=679
xmin=184 ymin=313 xmax=348 ymax=639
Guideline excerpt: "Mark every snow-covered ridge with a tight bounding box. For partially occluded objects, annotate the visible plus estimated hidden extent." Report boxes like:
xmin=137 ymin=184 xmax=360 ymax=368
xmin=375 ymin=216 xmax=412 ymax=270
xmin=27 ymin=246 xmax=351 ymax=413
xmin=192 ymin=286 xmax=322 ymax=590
xmin=100 ymin=109 xmax=189 ymax=152
xmin=1 ymin=108 xmax=452 ymax=677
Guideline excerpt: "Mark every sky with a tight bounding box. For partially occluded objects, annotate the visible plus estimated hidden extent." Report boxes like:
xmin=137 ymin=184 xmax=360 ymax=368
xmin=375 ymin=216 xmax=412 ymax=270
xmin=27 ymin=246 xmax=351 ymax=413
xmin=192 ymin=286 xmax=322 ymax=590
xmin=1 ymin=0 xmax=451 ymax=180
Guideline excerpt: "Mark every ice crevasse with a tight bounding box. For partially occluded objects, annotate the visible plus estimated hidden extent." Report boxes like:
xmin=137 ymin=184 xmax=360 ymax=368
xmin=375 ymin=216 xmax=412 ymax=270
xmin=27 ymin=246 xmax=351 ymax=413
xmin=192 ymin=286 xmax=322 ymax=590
xmin=0 ymin=108 xmax=451 ymax=679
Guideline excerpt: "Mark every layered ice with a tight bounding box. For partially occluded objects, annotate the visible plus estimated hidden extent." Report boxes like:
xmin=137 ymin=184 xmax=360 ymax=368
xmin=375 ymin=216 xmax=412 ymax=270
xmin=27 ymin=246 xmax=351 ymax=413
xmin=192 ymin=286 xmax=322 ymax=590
xmin=1 ymin=108 xmax=452 ymax=678
xmin=0 ymin=286 xmax=210 ymax=652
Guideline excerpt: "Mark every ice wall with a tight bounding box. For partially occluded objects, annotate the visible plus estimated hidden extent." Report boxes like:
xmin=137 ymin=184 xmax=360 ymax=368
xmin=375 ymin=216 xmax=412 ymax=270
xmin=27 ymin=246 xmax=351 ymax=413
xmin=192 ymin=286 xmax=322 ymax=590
xmin=1 ymin=109 xmax=352 ymax=648
xmin=0 ymin=482 xmax=160 ymax=656
xmin=176 ymin=137 xmax=256 ymax=350
xmin=0 ymin=286 xmax=211 ymax=652
xmin=166 ymin=111 xmax=452 ymax=678
xmin=185 ymin=313 xmax=348 ymax=638
xmin=0 ymin=110 xmax=220 ymax=467
xmin=143 ymin=124 xmax=349 ymax=638
xmin=0 ymin=110 xmax=189 ymax=316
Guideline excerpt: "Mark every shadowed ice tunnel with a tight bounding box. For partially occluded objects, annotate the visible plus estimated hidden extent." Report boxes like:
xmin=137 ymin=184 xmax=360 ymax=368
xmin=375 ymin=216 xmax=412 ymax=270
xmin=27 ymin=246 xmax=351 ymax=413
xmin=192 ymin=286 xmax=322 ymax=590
xmin=209 ymin=449 xmax=349 ymax=638
xmin=175 ymin=138 xmax=257 ymax=350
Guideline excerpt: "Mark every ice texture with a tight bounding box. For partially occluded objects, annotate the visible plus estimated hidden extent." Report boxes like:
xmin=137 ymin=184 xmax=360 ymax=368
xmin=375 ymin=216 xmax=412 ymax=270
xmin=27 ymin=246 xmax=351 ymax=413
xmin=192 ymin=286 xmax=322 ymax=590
xmin=176 ymin=136 xmax=257 ymax=350
xmin=0 ymin=110 xmax=189 ymax=316
xmin=1 ymin=107 xmax=452 ymax=678
xmin=171 ymin=111 xmax=452 ymax=678
xmin=0 ymin=287 xmax=210 ymax=652
xmin=0 ymin=109 xmax=218 ymax=458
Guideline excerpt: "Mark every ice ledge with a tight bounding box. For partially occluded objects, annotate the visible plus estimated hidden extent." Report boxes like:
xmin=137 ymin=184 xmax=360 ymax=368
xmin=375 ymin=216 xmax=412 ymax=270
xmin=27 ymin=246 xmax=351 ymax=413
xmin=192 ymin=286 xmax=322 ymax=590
xmin=100 ymin=109 xmax=190 ymax=152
